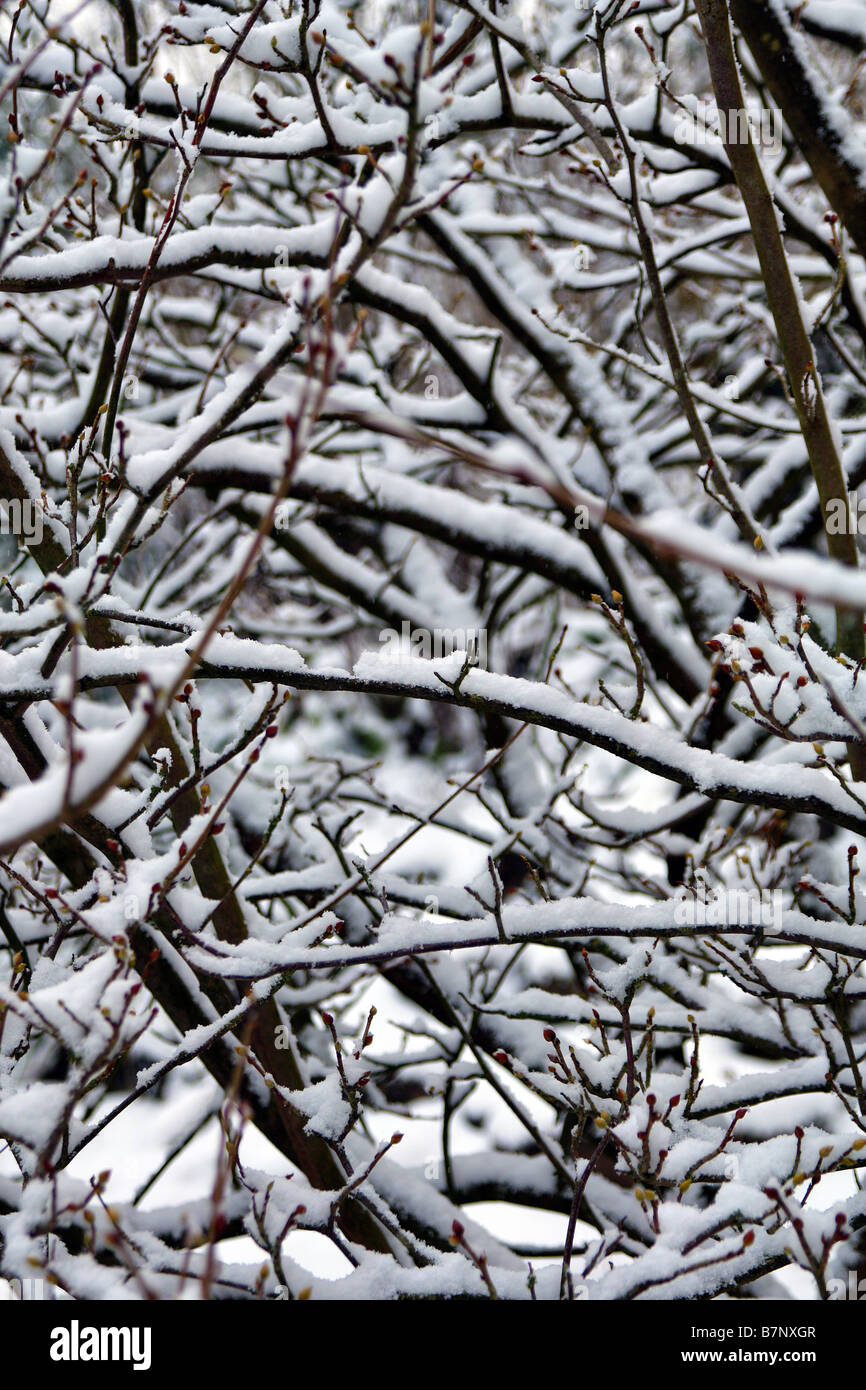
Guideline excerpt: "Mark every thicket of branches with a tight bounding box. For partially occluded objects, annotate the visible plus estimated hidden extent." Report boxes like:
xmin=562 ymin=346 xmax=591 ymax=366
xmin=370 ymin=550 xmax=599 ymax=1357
xmin=3 ymin=0 xmax=866 ymax=1300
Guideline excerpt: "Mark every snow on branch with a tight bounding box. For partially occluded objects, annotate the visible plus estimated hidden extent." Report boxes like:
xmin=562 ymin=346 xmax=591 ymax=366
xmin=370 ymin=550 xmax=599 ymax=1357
xmin=2 ymin=0 xmax=866 ymax=1305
